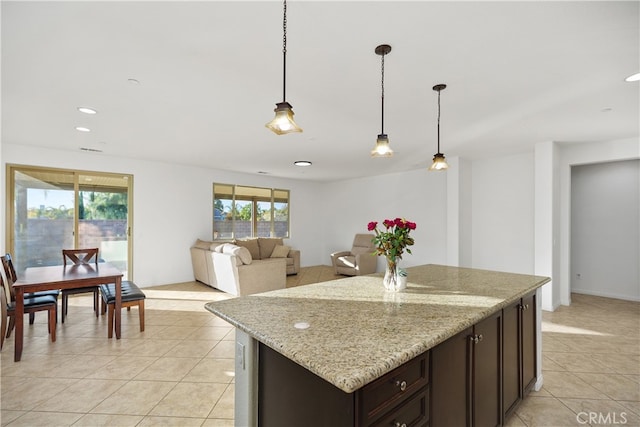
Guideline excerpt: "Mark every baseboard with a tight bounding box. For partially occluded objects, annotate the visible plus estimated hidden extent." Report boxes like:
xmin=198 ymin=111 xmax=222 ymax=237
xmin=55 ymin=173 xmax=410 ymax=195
xmin=572 ymin=288 xmax=640 ymax=302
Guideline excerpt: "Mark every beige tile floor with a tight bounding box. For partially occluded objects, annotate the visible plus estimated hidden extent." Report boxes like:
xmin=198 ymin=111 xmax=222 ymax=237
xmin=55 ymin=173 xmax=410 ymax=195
xmin=1 ymin=266 xmax=638 ymax=427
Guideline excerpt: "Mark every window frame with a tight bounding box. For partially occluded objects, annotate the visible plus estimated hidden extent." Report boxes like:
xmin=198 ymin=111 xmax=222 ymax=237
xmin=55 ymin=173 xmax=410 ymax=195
xmin=213 ymin=183 xmax=290 ymax=240
xmin=6 ymin=164 xmax=134 ymax=278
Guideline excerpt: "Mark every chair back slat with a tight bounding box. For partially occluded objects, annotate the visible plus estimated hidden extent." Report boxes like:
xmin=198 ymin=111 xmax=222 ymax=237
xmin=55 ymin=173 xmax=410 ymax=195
xmin=62 ymin=248 xmax=99 ymax=267
xmin=1 ymin=253 xmax=18 ymax=283
xmin=0 ymin=254 xmax=17 ymax=301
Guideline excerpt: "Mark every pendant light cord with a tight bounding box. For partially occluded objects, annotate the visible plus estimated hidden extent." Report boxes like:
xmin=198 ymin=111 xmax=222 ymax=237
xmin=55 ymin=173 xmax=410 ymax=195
xmin=282 ymin=0 xmax=288 ymax=102
xmin=380 ymin=53 xmax=385 ymax=134
xmin=437 ymin=88 xmax=441 ymax=153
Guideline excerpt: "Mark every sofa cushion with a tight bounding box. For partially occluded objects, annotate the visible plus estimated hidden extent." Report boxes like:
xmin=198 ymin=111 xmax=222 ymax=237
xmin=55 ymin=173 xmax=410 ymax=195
xmin=336 ymin=255 xmax=357 ymax=268
xmin=270 ymin=244 xmax=290 ymax=258
xmin=222 ymin=243 xmax=252 ymax=265
xmin=236 ymin=239 xmax=260 ymax=260
xmin=258 ymin=238 xmax=284 ymax=259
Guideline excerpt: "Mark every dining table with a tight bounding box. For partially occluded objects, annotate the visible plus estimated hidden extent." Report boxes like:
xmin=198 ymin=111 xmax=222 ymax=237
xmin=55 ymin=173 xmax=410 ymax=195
xmin=12 ymin=262 xmax=123 ymax=362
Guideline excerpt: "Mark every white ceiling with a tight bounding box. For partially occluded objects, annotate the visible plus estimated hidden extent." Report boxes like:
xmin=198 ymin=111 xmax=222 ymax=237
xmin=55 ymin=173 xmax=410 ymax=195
xmin=2 ymin=1 xmax=638 ymax=182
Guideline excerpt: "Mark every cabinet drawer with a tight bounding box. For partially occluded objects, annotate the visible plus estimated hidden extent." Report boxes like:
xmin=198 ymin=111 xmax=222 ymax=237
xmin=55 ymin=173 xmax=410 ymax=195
xmin=359 ymin=353 xmax=429 ymax=424
xmin=371 ymin=388 xmax=429 ymax=427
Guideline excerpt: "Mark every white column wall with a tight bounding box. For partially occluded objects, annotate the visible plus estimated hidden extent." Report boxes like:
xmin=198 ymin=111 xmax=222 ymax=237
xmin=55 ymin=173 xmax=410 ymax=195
xmin=470 ymin=152 xmax=535 ymax=275
xmin=446 ymin=157 xmax=472 ymax=267
xmin=534 ymin=141 xmax=560 ymax=311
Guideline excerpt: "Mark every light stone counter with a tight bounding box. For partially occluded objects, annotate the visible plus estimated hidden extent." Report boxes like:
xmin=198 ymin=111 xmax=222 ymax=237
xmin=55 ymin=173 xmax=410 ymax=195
xmin=205 ymin=264 xmax=549 ymax=394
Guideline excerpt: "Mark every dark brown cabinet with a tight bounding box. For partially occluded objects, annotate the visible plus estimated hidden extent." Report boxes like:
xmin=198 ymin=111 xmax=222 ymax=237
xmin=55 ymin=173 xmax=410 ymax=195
xmin=430 ymin=311 xmax=502 ymax=427
xmin=257 ymin=295 xmax=537 ymax=427
xmin=430 ymin=326 xmax=471 ymax=426
xmin=503 ymin=292 xmax=537 ymax=420
xmin=258 ymin=343 xmax=429 ymax=427
xmin=358 ymin=352 xmax=429 ymax=426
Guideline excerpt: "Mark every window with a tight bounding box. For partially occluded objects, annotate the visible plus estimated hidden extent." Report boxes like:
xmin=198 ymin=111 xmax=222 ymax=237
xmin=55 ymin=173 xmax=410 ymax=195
xmin=7 ymin=165 xmax=133 ymax=278
xmin=213 ymin=184 xmax=289 ymax=240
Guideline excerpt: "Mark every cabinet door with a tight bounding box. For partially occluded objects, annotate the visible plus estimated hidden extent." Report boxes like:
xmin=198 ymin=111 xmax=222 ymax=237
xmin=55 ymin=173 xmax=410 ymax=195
xmin=472 ymin=311 xmax=502 ymax=427
xmin=430 ymin=327 xmax=472 ymax=427
xmin=522 ymin=293 xmax=536 ymax=392
xmin=258 ymin=343 xmax=354 ymax=427
xmin=502 ymin=300 xmax=521 ymax=418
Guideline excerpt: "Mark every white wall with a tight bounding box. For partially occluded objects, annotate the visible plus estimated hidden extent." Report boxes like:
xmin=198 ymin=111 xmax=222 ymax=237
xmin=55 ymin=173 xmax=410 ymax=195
xmin=1 ymin=143 xmax=325 ymax=286
xmin=322 ymin=168 xmax=448 ymax=272
xmin=560 ymin=138 xmax=640 ymax=305
xmin=470 ymin=152 xmax=535 ymax=274
xmin=3 ymin=138 xmax=638 ymax=302
xmin=570 ymin=159 xmax=640 ymax=301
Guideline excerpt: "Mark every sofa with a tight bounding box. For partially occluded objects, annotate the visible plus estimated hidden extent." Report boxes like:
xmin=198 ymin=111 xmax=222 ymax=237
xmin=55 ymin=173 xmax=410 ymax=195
xmin=234 ymin=237 xmax=300 ymax=276
xmin=190 ymin=238 xmax=300 ymax=296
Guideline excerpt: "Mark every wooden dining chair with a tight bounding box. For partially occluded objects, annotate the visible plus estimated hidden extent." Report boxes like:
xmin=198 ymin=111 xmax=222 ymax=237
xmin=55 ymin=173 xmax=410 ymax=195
xmin=1 ymin=253 xmax=60 ymax=324
xmin=61 ymin=248 xmax=100 ymax=323
xmin=99 ymin=281 xmax=145 ymax=338
xmin=0 ymin=265 xmax=57 ymax=343
xmin=0 ymin=285 xmax=7 ymax=350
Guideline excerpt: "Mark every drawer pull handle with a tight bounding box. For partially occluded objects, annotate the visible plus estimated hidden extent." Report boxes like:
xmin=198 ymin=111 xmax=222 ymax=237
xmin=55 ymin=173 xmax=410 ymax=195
xmin=395 ymin=380 xmax=407 ymax=391
xmin=469 ymin=334 xmax=483 ymax=344
xmin=394 ymin=422 xmax=407 ymax=427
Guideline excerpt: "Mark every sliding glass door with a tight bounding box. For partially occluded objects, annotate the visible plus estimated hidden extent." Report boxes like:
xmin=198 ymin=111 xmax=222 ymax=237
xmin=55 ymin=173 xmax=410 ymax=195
xmin=7 ymin=165 xmax=133 ymax=279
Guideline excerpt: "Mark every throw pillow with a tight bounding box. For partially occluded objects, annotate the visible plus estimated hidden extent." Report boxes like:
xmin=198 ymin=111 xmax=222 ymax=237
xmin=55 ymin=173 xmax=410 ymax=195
xmin=258 ymin=238 xmax=283 ymax=259
xmin=235 ymin=239 xmax=260 ymax=260
xmin=270 ymin=244 xmax=290 ymax=258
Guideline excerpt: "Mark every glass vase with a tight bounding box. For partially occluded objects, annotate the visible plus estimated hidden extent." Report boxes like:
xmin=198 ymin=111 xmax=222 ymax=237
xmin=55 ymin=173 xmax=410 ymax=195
xmin=383 ymin=259 xmax=399 ymax=291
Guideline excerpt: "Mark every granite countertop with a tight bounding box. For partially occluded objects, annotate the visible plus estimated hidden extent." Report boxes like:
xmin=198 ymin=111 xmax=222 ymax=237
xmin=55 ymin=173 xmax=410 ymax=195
xmin=205 ymin=264 xmax=550 ymax=394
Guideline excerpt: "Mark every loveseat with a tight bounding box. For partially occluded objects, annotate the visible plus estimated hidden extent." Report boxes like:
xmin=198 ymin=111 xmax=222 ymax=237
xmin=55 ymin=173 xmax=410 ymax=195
xmin=190 ymin=237 xmax=300 ymax=296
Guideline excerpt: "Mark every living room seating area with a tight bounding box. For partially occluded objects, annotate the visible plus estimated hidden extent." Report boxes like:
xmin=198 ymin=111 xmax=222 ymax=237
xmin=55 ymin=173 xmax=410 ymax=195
xmin=190 ymin=237 xmax=300 ymax=296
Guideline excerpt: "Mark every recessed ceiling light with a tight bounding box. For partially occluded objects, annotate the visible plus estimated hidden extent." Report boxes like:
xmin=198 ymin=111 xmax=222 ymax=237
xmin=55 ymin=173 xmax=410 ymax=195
xmin=75 ymin=126 xmax=91 ymax=132
xmin=128 ymin=78 xmax=140 ymax=85
xmin=77 ymin=107 xmax=97 ymax=114
xmin=294 ymin=160 xmax=312 ymax=166
xmin=625 ymin=72 xmax=640 ymax=82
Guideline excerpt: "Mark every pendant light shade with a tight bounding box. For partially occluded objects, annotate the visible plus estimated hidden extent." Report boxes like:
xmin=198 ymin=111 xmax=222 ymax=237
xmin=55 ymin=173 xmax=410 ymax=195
xmin=429 ymin=83 xmax=449 ymax=171
xmin=266 ymin=0 xmax=302 ymax=135
xmin=371 ymin=44 xmax=393 ymax=157
xmin=371 ymin=134 xmax=393 ymax=157
xmin=429 ymin=153 xmax=449 ymax=171
xmin=266 ymin=102 xmax=301 ymax=135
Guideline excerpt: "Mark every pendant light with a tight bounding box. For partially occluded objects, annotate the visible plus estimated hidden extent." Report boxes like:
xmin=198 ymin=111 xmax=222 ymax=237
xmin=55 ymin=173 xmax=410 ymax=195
xmin=265 ymin=0 xmax=303 ymax=135
xmin=429 ymin=84 xmax=449 ymax=171
xmin=371 ymin=44 xmax=393 ymax=157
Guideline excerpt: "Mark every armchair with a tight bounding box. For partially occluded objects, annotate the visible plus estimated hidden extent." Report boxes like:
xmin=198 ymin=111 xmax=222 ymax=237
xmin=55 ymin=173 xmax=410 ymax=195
xmin=330 ymin=234 xmax=377 ymax=276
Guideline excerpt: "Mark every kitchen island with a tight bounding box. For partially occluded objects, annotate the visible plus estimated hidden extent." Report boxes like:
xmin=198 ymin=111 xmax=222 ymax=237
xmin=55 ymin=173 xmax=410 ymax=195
xmin=205 ymin=264 xmax=550 ymax=427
